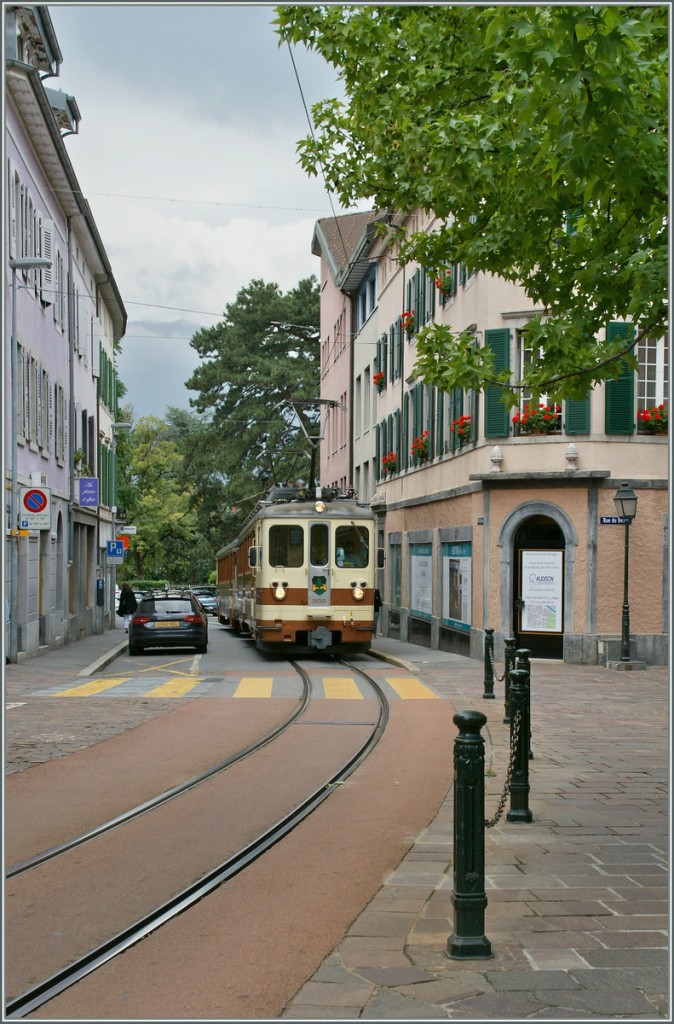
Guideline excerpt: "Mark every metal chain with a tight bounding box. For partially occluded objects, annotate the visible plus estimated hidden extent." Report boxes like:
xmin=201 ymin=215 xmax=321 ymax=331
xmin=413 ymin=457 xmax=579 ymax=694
xmin=487 ymin=643 xmax=506 ymax=683
xmin=485 ymin=711 xmax=521 ymax=829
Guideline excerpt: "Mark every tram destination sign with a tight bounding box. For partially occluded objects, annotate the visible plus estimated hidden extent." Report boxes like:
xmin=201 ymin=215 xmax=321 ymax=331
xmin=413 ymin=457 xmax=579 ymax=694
xmin=600 ymin=516 xmax=633 ymax=525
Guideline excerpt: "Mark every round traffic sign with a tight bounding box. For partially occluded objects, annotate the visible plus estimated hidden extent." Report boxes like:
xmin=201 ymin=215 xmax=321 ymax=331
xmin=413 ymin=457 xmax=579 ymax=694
xmin=23 ymin=489 xmax=48 ymax=514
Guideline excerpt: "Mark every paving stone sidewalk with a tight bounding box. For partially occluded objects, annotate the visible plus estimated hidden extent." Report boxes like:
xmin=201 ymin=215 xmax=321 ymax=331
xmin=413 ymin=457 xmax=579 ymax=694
xmin=283 ymin=648 xmax=669 ymax=1020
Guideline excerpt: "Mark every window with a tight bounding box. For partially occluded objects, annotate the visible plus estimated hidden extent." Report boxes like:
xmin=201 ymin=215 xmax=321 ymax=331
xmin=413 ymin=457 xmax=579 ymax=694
xmin=357 ymin=266 xmax=377 ymax=329
xmin=268 ymin=525 xmax=304 ymax=568
xmin=389 ymin=543 xmax=402 ymax=610
xmin=638 ymin=333 xmax=668 ymax=410
xmin=335 ymin=526 xmax=369 ymax=568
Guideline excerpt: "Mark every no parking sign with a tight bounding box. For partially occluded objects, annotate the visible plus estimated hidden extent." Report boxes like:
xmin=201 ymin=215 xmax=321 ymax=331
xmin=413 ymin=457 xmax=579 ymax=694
xmin=19 ymin=487 xmax=51 ymax=530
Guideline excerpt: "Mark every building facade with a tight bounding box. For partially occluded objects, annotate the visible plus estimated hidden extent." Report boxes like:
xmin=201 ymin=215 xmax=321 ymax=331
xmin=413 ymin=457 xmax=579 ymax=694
xmin=5 ymin=4 xmax=126 ymax=658
xmin=316 ymin=209 xmax=668 ymax=666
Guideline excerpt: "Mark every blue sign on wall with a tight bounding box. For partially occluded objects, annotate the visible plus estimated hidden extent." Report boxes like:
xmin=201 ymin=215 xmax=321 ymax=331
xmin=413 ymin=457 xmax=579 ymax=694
xmin=107 ymin=540 xmax=124 ymax=558
xmin=79 ymin=477 xmax=99 ymax=507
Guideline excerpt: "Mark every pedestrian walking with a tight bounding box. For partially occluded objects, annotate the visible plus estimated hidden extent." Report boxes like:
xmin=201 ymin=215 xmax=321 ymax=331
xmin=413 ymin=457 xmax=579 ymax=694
xmin=117 ymin=583 xmax=138 ymax=632
xmin=373 ymin=588 xmax=382 ymax=635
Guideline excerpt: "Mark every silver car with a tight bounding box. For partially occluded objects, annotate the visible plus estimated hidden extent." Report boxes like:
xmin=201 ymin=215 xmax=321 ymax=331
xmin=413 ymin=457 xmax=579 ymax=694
xmin=190 ymin=587 xmax=218 ymax=616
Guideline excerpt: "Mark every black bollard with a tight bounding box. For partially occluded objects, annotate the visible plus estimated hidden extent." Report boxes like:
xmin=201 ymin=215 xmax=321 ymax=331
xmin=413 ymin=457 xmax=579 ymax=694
xmin=503 ymin=637 xmax=517 ymax=723
xmin=506 ymin=666 xmax=533 ymax=823
xmin=447 ymin=710 xmax=493 ymax=960
xmin=482 ymin=628 xmax=495 ymax=699
xmin=514 ymin=647 xmax=534 ymax=760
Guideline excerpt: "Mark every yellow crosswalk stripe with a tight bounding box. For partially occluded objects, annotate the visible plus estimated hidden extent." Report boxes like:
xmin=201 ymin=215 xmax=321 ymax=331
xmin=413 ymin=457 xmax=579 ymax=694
xmin=144 ymin=677 xmax=205 ymax=698
xmin=385 ymin=677 xmax=439 ymax=699
xmin=233 ymin=677 xmax=274 ymax=698
xmin=53 ymin=677 xmax=132 ymax=697
xmin=322 ymin=677 xmax=363 ymax=700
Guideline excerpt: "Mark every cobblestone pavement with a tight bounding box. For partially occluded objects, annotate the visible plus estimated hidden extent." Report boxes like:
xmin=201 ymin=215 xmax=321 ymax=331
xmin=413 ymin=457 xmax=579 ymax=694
xmin=283 ymin=643 xmax=669 ymax=1020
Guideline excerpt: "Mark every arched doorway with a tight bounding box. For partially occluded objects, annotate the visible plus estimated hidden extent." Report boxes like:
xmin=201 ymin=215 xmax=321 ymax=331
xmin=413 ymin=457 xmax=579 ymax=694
xmin=513 ymin=515 xmax=565 ymax=658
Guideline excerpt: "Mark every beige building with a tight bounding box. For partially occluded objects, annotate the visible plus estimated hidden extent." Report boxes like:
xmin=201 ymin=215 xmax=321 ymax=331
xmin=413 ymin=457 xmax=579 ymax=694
xmin=315 ymin=210 xmax=669 ymax=666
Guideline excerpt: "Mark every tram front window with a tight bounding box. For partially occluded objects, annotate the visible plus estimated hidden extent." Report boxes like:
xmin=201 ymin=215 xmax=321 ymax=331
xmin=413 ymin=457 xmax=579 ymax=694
xmin=335 ymin=526 xmax=369 ymax=568
xmin=268 ymin=525 xmax=304 ymax=567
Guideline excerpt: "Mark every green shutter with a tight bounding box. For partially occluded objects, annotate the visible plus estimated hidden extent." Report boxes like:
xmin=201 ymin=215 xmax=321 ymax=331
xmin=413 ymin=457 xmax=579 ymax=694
xmin=375 ymin=423 xmax=381 ymax=478
xmin=394 ymin=409 xmax=401 ymax=462
xmin=565 ymin=393 xmax=591 ymax=434
xmin=435 ymin=389 xmax=444 ymax=456
xmin=449 ymin=387 xmax=463 ymax=451
xmin=484 ymin=329 xmax=510 ymax=437
xmin=605 ymin=322 xmax=635 ymax=435
xmin=428 ymin=388 xmax=435 ymax=455
xmin=402 ymin=392 xmax=410 ymax=470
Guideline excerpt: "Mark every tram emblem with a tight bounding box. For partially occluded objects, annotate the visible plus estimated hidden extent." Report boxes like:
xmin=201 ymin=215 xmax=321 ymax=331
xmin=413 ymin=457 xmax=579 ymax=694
xmin=311 ymin=575 xmax=327 ymax=595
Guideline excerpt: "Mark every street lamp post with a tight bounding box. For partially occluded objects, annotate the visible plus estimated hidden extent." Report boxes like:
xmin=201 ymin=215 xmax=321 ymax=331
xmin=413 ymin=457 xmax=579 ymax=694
xmin=8 ymin=256 xmax=52 ymax=664
xmin=613 ymin=482 xmax=638 ymax=662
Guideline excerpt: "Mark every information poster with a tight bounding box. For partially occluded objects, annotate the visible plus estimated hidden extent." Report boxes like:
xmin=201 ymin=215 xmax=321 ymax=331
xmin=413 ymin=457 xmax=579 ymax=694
xmin=410 ymin=543 xmax=433 ymax=619
xmin=442 ymin=542 xmax=472 ymax=631
xmin=520 ymin=550 xmax=563 ymax=633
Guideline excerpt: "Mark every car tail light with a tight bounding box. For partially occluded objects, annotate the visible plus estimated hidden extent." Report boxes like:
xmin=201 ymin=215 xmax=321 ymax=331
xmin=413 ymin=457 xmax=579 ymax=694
xmin=133 ymin=615 xmax=151 ymax=625
xmin=184 ymin=615 xmax=202 ymax=624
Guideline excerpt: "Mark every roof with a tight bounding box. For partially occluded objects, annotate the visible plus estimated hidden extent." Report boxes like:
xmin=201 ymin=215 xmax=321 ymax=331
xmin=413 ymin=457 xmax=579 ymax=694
xmin=312 ymin=210 xmax=381 ymax=291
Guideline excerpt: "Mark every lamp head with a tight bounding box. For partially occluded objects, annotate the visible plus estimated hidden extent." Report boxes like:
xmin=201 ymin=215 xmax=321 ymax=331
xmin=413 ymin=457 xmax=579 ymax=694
xmin=613 ymin=481 xmax=638 ymax=520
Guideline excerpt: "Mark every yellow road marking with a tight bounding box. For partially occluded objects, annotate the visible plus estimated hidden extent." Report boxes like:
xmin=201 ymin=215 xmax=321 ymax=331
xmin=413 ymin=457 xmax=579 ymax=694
xmin=385 ymin=677 xmax=439 ymax=700
xmin=322 ymin=677 xmax=363 ymax=700
xmin=129 ymin=657 xmax=196 ymax=676
xmin=144 ymin=677 xmax=206 ymax=698
xmin=233 ymin=677 xmax=274 ymax=698
xmin=53 ymin=677 xmax=133 ymax=697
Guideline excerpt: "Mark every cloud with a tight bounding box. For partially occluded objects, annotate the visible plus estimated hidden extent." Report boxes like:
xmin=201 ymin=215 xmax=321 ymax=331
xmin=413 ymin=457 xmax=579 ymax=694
xmin=49 ymin=4 xmax=348 ymax=421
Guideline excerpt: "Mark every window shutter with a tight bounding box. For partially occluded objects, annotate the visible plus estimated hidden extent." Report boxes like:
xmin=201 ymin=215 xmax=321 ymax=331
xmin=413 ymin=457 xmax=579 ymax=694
xmin=40 ymin=219 xmax=54 ymax=304
xmin=484 ymin=329 xmax=511 ymax=437
xmin=92 ymin=321 xmax=101 ymax=378
xmin=389 ymin=324 xmax=395 ymax=382
xmin=605 ymin=322 xmax=635 ymax=435
xmin=449 ymin=387 xmax=463 ymax=451
xmin=8 ymin=159 xmax=18 ymax=258
xmin=395 ymin=319 xmax=402 ymax=380
xmin=402 ymin=392 xmax=410 ymax=470
xmin=425 ymin=269 xmax=435 ymax=323
xmin=564 ymin=393 xmax=591 ymax=434
xmin=394 ymin=409 xmax=401 ymax=461
xmin=435 ymin=389 xmax=444 ymax=456
xmin=375 ymin=423 xmax=380 ymax=478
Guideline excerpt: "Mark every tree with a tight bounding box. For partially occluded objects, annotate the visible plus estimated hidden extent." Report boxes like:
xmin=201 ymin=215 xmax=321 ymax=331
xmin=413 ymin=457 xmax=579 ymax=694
xmin=276 ymin=5 xmax=668 ymax=402
xmin=117 ymin=416 xmax=198 ymax=583
xmin=186 ymin=277 xmax=320 ymax=532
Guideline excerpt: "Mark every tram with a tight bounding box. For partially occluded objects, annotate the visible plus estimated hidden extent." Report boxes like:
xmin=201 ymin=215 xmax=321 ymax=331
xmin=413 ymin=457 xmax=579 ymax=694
xmin=216 ymin=484 xmax=383 ymax=654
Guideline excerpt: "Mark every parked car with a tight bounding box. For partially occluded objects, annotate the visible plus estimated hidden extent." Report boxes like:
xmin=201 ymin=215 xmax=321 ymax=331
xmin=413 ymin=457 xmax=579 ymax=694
xmin=190 ymin=586 xmax=218 ymax=616
xmin=128 ymin=593 xmax=208 ymax=655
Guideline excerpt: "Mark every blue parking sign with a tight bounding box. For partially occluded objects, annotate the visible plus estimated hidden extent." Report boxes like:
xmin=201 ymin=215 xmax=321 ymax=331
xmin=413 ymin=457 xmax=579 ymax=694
xmin=107 ymin=540 xmax=125 ymax=558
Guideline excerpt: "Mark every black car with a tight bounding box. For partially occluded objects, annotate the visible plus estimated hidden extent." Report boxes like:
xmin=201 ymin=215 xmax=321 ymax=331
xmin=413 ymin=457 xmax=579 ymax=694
xmin=190 ymin=586 xmax=217 ymax=616
xmin=128 ymin=593 xmax=208 ymax=655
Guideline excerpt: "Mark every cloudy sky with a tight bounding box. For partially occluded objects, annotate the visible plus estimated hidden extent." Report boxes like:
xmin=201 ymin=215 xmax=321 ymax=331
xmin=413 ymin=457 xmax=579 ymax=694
xmin=49 ymin=3 xmax=356 ymax=420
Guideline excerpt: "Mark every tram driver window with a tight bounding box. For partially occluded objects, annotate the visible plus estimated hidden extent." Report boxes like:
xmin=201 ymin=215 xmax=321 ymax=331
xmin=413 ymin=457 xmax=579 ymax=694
xmin=268 ymin=525 xmax=304 ymax=567
xmin=335 ymin=526 xmax=369 ymax=568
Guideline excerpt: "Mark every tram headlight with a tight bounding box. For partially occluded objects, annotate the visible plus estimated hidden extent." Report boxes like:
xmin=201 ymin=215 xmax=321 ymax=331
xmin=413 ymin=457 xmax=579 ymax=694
xmin=272 ymin=581 xmax=287 ymax=601
xmin=314 ymin=500 xmax=326 ymax=513
xmin=352 ymin=586 xmax=365 ymax=601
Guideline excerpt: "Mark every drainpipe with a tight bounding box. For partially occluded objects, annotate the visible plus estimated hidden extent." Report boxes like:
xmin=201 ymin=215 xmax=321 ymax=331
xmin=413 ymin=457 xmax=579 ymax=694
xmin=67 ymin=218 xmax=75 ymax=620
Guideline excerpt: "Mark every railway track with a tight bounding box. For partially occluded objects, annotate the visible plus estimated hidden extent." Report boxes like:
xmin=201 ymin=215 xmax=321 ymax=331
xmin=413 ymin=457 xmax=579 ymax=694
xmin=5 ymin=658 xmax=390 ymax=1019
